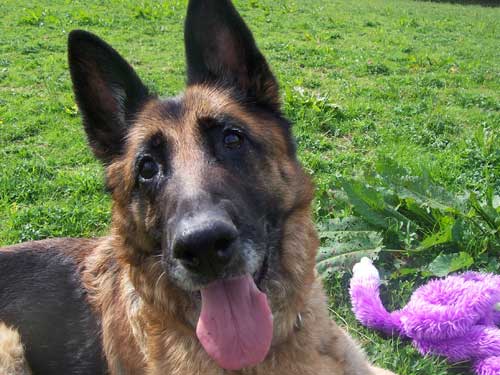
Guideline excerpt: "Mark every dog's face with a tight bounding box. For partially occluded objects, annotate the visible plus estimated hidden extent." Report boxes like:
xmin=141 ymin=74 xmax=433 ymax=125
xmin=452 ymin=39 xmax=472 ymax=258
xmin=68 ymin=0 xmax=312 ymax=310
xmin=106 ymin=86 xmax=304 ymax=293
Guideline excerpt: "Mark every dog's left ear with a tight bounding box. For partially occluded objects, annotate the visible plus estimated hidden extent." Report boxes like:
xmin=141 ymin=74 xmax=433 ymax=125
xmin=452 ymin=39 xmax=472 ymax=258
xmin=184 ymin=0 xmax=280 ymax=111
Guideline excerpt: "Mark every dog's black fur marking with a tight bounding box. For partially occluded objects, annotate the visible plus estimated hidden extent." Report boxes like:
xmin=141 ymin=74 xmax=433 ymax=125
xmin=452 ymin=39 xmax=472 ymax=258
xmin=158 ymin=99 xmax=184 ymax=122
xmin=0 ymin=241 xmax=106 ymax=375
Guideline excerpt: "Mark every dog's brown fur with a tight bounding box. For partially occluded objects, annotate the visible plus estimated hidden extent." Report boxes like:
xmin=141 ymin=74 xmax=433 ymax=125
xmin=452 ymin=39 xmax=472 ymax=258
xmin=0 ymin=1 xmax=396 ymax=374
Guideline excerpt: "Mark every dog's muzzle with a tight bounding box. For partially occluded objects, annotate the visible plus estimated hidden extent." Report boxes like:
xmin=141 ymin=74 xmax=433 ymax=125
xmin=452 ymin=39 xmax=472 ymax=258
xmin=171 ymin=209 xmax=238 ymax=278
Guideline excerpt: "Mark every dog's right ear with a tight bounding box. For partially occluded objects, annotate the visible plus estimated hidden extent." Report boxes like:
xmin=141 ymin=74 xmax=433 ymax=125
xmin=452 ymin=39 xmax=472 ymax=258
xmin=68 ymin=30 xmax=150 ymax=164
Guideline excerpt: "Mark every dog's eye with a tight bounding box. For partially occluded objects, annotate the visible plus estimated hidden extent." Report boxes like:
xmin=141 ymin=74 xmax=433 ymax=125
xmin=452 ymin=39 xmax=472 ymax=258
xmin=138 ymin=157 xmax=159 ymax=180
xmin=223 ymin=129 xmax=243 ymax=149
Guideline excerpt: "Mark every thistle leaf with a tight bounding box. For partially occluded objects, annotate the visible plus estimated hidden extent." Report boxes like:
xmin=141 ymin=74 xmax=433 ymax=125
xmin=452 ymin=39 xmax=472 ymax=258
xmin=316 ymin=217 xmax=383 ymax=278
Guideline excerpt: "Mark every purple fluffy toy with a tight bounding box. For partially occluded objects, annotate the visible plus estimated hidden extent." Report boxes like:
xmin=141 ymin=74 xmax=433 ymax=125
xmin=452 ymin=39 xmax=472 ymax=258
xmin=350 ymin=257 xmax=500 ymax=375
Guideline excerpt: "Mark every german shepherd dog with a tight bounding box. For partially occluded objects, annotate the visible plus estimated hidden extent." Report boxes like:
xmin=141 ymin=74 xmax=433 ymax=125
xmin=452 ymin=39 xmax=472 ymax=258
xmin=0 ymin=1 xmax=396 ymax=374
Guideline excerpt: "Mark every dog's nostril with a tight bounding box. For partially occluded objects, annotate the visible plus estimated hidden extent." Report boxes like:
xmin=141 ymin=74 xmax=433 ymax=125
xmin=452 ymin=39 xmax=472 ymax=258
xmin=215 ymin=238 xmax=232 ymax=257
xmin=216 ymin=248 xmax=232 ymax=264
xmin=172 ymin=219 xmax=237 ymax=275
xmin=182 ymin=249 xmax=200 ymax=267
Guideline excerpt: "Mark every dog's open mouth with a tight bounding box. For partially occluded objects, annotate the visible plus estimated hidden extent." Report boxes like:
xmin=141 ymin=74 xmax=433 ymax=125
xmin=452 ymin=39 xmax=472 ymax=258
xmin=253 ymin=250 xmax=269 ymax=290
xmin=195 ymin=252 xmax=273 ymax=371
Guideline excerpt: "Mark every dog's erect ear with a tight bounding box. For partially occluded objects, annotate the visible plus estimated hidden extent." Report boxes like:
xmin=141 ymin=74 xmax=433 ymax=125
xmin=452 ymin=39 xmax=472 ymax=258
xmin=68 ymin=30 xmax=150 ymax=163
xmin=184 ymin=0 xmax=280 ymax=111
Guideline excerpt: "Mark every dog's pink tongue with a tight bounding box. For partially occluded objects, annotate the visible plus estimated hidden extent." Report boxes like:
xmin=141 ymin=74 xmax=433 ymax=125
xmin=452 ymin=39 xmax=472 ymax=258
xmin=196 ymin=274 xmax=273 ymax=371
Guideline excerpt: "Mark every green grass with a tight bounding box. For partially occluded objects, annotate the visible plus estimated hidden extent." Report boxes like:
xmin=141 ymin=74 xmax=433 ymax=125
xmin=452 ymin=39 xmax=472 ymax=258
xmin=1 ymin=0 xmax=499 ymax=373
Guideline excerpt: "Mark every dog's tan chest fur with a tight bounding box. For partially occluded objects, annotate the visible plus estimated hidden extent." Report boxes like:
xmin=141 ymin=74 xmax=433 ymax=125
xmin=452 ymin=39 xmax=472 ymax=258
xmin=0 ymin=323 xmax=31 ymax=375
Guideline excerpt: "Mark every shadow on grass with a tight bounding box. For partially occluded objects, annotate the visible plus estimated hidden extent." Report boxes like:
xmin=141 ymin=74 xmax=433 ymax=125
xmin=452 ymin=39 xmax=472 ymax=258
xmin=415 ymin=0 xmax=500 ymax=6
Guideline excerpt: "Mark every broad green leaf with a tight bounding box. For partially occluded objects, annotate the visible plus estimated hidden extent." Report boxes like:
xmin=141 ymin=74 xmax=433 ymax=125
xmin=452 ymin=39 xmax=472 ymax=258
xmin=391 ymin=267 xmax=420 ymax=278
xmin=470 ymin=192 xmax=500 ymax=231
xmin=403 ymin=198 xmax=436 ymax=229
xmin=316 ymin=218 xmax=383 ymax=278
xmin=318 ymin=216 xmax=373 ymax=232
xmin=450 ymin=217 xmax=467 ymax=245
xmin=342 ymin=180 xmax=414 ymax=230
xmin=419 ymin=228 xmax=451 ymax=250
xmin=375 ymin=158 xmax=466 ymax=212
xmin=427 ymin=252 xmax=474 ymax=277
xmin=418 ymin=216 xmax=456 ymax=250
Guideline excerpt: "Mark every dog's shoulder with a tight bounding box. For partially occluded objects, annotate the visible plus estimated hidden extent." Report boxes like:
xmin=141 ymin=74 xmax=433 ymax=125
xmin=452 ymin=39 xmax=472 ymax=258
xmin=0 ymin=238 xmax=100 ymax=307
xmin=0 ymin=238 xmax=107 ymax=374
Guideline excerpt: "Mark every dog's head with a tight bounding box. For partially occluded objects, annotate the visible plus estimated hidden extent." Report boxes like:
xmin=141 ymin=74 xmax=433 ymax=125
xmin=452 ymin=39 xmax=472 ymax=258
xmin=69 ymin=0 xmax=316 ymax=370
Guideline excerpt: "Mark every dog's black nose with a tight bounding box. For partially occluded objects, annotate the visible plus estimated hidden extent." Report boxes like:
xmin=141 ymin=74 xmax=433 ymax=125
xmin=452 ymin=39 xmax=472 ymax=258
xmin=173 ymin=216 xmax=238 ymax=276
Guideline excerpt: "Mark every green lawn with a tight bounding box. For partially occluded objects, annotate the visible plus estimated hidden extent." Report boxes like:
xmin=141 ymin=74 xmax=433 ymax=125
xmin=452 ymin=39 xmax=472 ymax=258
xmin=0 ymin=0 xmax=499 ymax=373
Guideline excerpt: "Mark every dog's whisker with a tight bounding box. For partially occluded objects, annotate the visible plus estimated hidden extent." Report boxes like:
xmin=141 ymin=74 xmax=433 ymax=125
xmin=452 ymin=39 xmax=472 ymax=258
xmin=155 ymin=270 xmax=166 ymax=290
